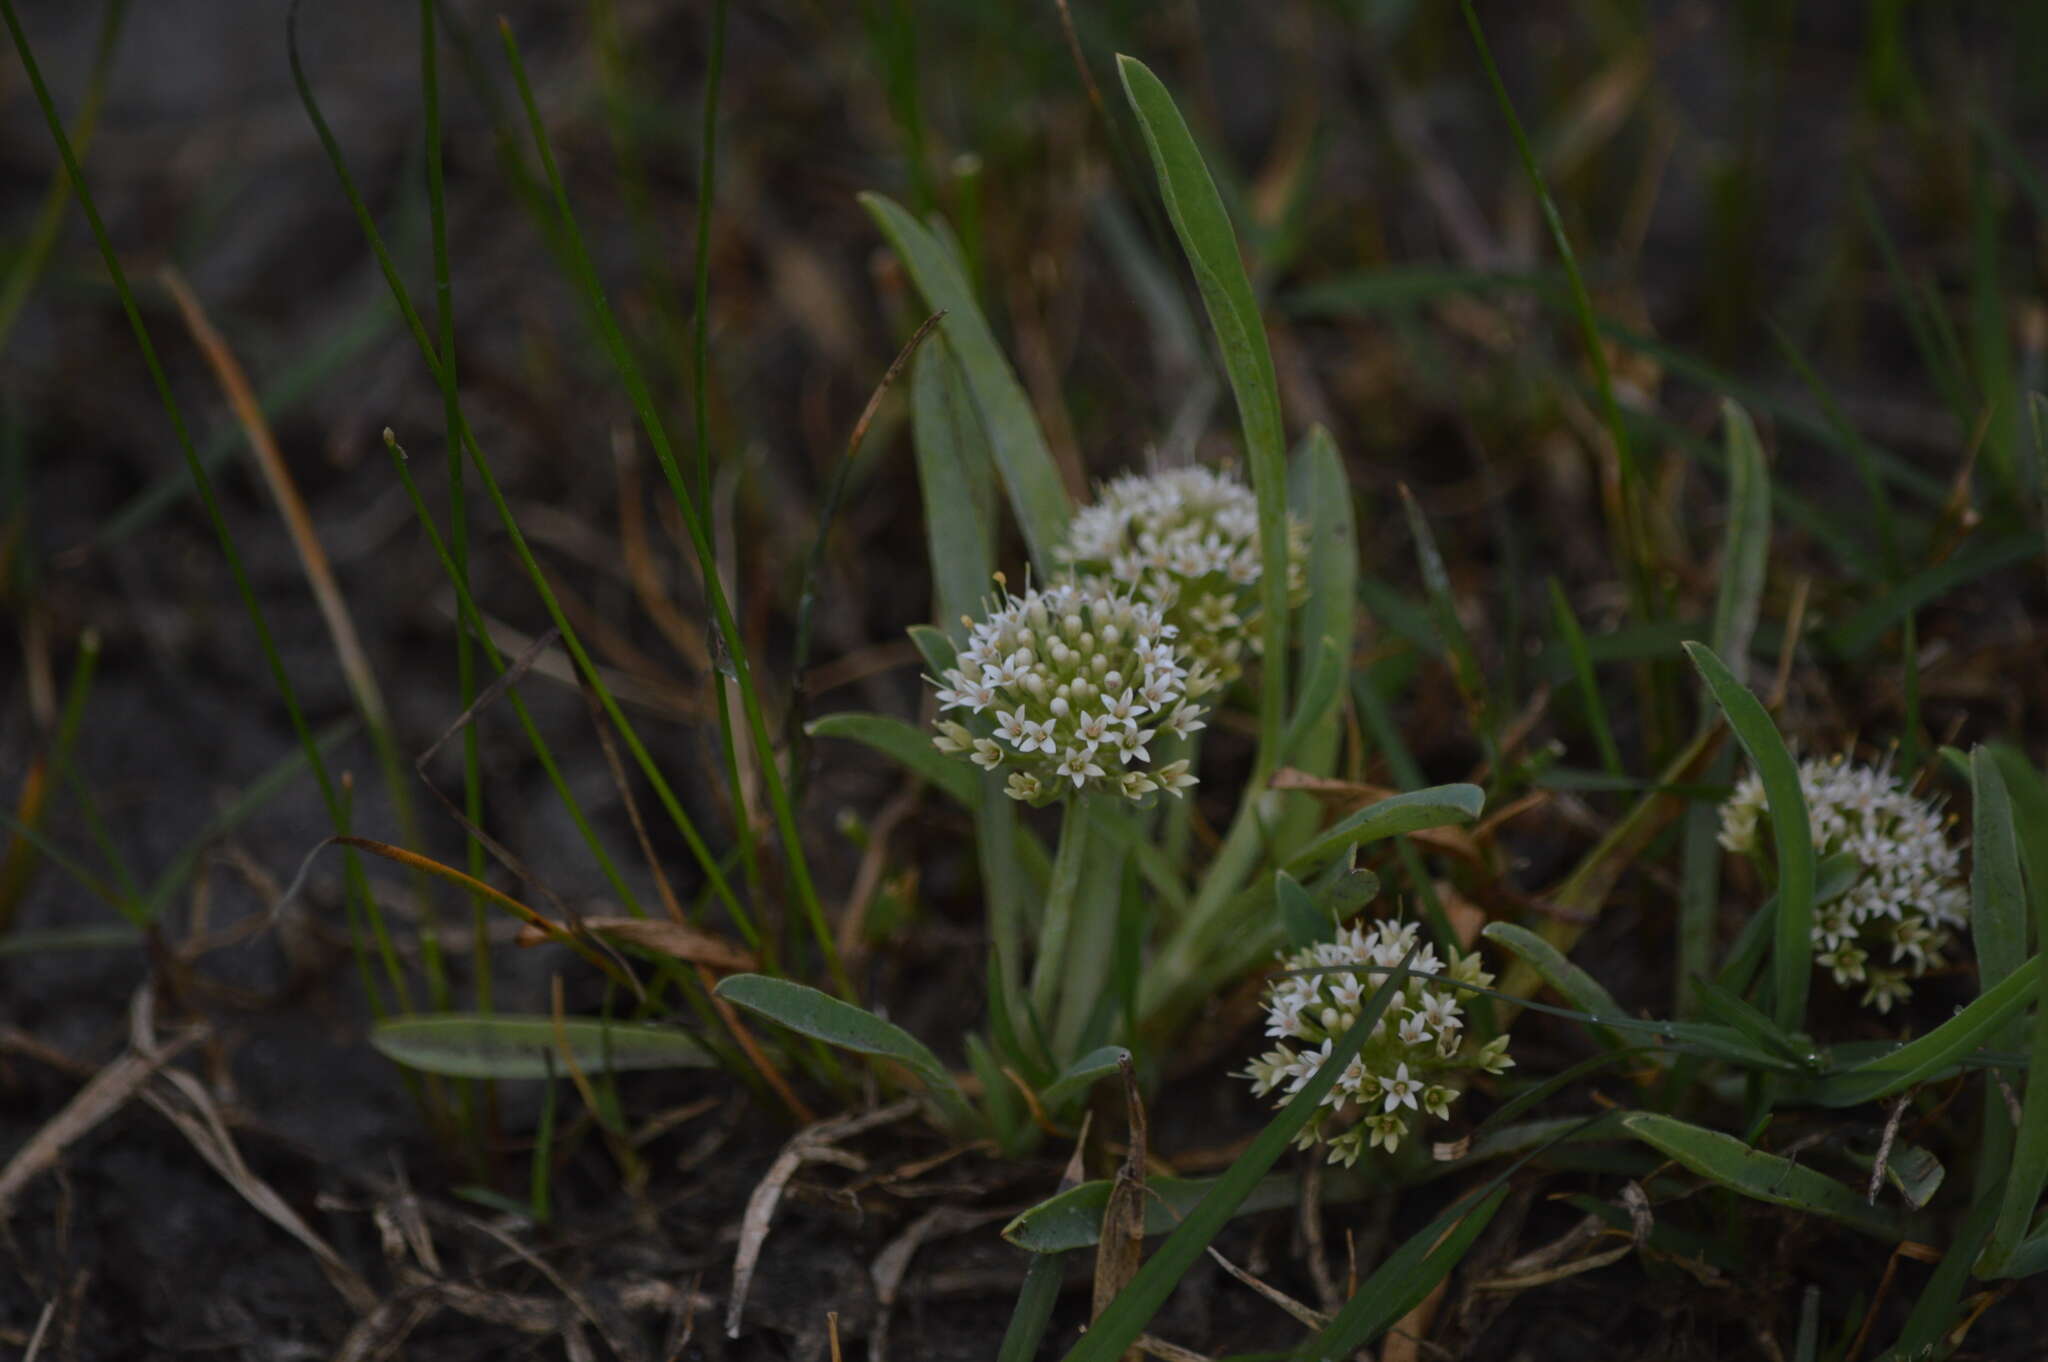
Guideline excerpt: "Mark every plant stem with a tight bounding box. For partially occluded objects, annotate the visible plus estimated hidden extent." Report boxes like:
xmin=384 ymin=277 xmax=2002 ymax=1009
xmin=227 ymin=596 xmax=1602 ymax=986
xmin=1141 ymin=788 xmax=1283 ymax=1018
xmin=1029 ymin=795 xmax=1095 ymax=1028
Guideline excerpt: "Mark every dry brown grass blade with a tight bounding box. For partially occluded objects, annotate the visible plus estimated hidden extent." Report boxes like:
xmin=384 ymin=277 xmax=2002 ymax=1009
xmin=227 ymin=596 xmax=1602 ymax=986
xmin=834 ymin=778 xmax=921 ymax=963
xmin=1204 ymin=1245 xmax=1329 ymax=1329
xmin=612 ymin=427 xmax=712 ymax=673
xmin=330 ymin=1297 xmax=439 ymax=1362
xmin=158 ymin=266 xmax=389 ymax=738
xmin=514 ymin=915 xmax=756 ymax=971
xmin=1092 ymin=1056 xmax=1148 ymax=1349
xmin=1133 ymin=1336 xmax=1213 ymax=1362
xmin=0 ymin=1022 xmax=202 ymax=1214
xmin=150 ymin=1064 xmax=380 ymax=1313
xmin=725 ymin=1097 xmax=919 ymax=1339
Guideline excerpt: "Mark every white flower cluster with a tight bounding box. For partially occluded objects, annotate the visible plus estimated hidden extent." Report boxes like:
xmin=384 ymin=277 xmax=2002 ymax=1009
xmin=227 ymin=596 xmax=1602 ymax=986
xmin=1241 ymin=920 xmax=1511 ymax=1165
xmin=1719 ymin=755 xmax=1968 ymax=1013
xmin=1056 ymin=466 xmax=1309 ymax=689
xmin=929 ymin=580 xmax=1206 ymax=805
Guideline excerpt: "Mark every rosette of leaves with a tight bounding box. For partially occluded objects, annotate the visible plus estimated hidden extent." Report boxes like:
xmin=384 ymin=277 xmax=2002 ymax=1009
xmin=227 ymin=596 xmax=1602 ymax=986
xmin=1720 ymin=754 xmax=1969 ymax=1013
xmin=1242 ymin=919 xmax=1512 ymax=1165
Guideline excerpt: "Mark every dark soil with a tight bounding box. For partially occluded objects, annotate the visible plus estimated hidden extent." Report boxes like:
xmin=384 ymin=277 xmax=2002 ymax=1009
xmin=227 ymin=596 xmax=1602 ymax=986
xmin=5 ymin=1 xmax=2048 ymax=1359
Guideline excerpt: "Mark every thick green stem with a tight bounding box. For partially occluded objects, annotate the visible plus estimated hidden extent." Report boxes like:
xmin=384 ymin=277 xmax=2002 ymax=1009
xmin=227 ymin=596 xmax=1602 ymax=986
xmin=1029 ymin=796 xmax=1095 ymax=1025
xmin=1052 ymin=819 xmax=1129 ymax=1058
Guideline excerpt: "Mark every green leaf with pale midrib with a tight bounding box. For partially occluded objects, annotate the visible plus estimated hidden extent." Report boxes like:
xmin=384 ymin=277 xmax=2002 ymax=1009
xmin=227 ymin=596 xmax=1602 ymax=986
xmin=1620 ymin=1111 xmax=1924 ymax=1241
xmin=372 ymin=1014 xmax=713 ymax=1079
xmin=714 ymin=974 xmax=975 ymax=1129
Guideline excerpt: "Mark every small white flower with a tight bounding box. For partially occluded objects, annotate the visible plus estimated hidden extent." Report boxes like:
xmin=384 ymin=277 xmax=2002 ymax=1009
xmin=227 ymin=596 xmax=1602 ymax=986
xmin=932 ymin=720 xmax=973 ymax=755
xmin=1381 ymin=1063 xmax=1421 ymax=1113
xmin=969 ymin=739 xmax=1004 ymax=770
xmin=1155 ymin=759 xmax=1198 ymax=798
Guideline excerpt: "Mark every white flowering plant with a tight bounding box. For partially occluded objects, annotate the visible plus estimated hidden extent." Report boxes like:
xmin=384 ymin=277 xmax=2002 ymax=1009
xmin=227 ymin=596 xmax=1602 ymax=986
xmin=1719 ymin=754 xmax=1969 ymax=1013
xmin=1245 ymin=920 xmax=1512 ymax=1164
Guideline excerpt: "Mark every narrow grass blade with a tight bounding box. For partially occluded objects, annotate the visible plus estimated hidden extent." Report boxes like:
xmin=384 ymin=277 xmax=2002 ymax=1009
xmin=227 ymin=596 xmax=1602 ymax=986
xmin=0 ymin=0 xmax=129 ymax=352
xmin=714 ymin=974 xmax=975 ymax=1131
xmin=1707 ymin=400 xmax=1771 ymax=687
xmin=495 ymin=21 xmax=842 ymax=990
xmin=1481 ymin=922 xmax=1626 ymax=1051
xmin=861 ymin=192 xmax=1069 ymax=571
xmin=1767 ymin=324 xmax=1896 ymax=577
xmin=1547 ymin=578 xmax=1625 ymax=779
xmin=1400 ymin=485 xmax=1496 ymax=770
xmin=1983 ymin=768 xmax=2048 ymax=1274
xmin=1117 ymin=54 xmax=1291 ymax=770
xmin=1459 ymin=0 xmax=1651 ymax=627
xmin=1276 ymin=871 xmax=1327 ymax=950
xmin=4 ymin=0 xmax=401 ymax=1009
xmin=1972 ymin=750 xmax=2028 ymax=1024
xmin=1303 ymin=1184 xmax=1509 ymax=1356
xmin=372 ymin=1014 xmax=713 ymax=1079
xmin=1055 ymin=949 xmax=1415 ymax=1360
xmin=1283 ymin=784 xmax=1485 ymax=874
xmin=1823 ymin=533 xmax=2040 ymax=658
xmin=997 ymin=1248 xmax=1066 ymax=1362
xmin=911 ymin=338 xmax=998 ymax=639
xmin=1683 ymin=642 xmax=1813 ymax=1033
xmin=1618 ymin=1111 xmax=1922 ymax=1241
xmin=1005 ymin=1167 xmax=1373 ymax=1255
xmin=1807 ymin=956 xmax=2040 ymax=1108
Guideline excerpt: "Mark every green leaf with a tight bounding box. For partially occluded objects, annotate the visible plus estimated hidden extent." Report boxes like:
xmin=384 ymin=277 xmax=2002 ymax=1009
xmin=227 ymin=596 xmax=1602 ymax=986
xmin=1276 ymin=870 xmax=1327 ymax=950
xmin=1038 ymin=1045 xmax=1132 ymax=1112
xmin=1683 ymin=641 xmax=1814 ymax=1033
xmin=861 ymin=192 xmax=1069 ymax=572
xmin=1055 ymin=948 xmax=1413 ymax=1360
xmin=911 ymin=339 xmax=998 ymax=640
xmin=1304 ymin=1185 xmax=1509 ymax=1355
xmin=1004 ymin=1168 xmax=1364 ymax=1254
xmin=1284 ymin=784 xmax=1486 ymax=874
xmin=714 ymin=974 xmax=976 ymax=1130
xmin=1973 ymin=749 xmax=2030 ymax=1020
xmin=1117 ymin=53 xmax=1291 ymax=768
xmin=1985 ymin=758 xmax=2048 ymax=1274
xmin=371 ymin=1013 xmax=714 ymax=1080
xmin=907 ymin=623 xmax=958 ymax=679
xmin=997 ymin=1248 xmax=1066 ymax=1362
xmin=1805 ymin=956 xmax=2041 ymax=1108
xmin=1707 ymin=400 xmax=1771 ymax=687
xmin=806 ymin=712 xmax=979 ymax=808
xmin=1618 ymin=1111 xmax=1922 ymax=1241
xmin=1481 ymin=922 xmax=1626 ymax=1051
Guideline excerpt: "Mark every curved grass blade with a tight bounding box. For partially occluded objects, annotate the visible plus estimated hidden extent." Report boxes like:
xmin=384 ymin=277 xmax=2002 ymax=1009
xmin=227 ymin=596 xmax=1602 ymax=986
xmin=1481 ymin=922 xmax=1626 ymax=1051
xmin=1302 ymin=1184 xmax=1509 ymax=1356
xmin=1547 ymin=578 xmax=1625 ymax=779
xmin=1806 ymin=956 xmax=2041 ymax=1108
xmin=1683 ymin=641 xmax=1814 ymax=1033
xmin=1117 ymin=54 xmax=1291 ymax=769
xmin=861 ymin=192 xmax=1069 ymax=571
xmin=1056 ymin=949 xmax=1415 ymax=1360
xmin=715 ymin=974 xmax=975 ymax=1131
xmin=1283 ymin=784 xmax=1485 ymax=874
xmin=373 ymin=1013 xmax=713 ymax=1080
xmin=1619 ymin=1111 xmax=1922 ymax=1241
